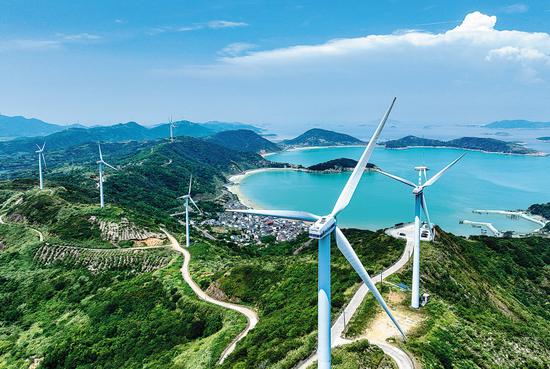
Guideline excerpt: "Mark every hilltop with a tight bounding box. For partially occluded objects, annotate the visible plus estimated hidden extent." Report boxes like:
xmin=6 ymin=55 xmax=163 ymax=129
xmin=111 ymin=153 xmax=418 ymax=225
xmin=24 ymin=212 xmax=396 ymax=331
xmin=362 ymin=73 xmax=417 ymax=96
xmin=206 ymin=129 xmax=281 ymax=153
xmin=485 ymin=120 xmax=550 ymax=129
xmin=282 ymin=128 xmax=364 ymax=147
xmin=385 ymin=135 xmax=541 ymax=155
xmin=0 ymin=114 xmax=263 ymax=141
xmin=0 ymin=115 xmax=81 ymax=138
xmin=306 ymin=158 xmax=377 ymax=172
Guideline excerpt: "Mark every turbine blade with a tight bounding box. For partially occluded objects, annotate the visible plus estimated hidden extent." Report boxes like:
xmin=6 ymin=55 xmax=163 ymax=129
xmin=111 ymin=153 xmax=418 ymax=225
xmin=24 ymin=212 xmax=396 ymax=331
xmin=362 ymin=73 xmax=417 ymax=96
xmin=334 ymin=227 xmax=406 ymax=338
xmin=41 ymin=142 xmax=46 ymax=151
xmin=420 ymin=193 xmax=433 ymax=232
xmin=98 ymin=143 xmax=103 ymax=161
xmin=41 ymin=153 xmax=47 ymax=169
xmin=188 ymin=175 xmax=193 ymax=196
xmin=228 ymin=209 xmax=320 ymax=222
xmin=189 ymin=197 xmax=202 ymax=213
xmin=422 ymin=153 xmax=466 ymax=187
xmin=103 ymin=161 xmax=117 ymax=171
xmin=375 ymin=169 xmax=416 ymax=188
xmin=36 ymin=144 xmax=41 ymax=151
xmin=331 ymin=97 xmax=396 ymax=216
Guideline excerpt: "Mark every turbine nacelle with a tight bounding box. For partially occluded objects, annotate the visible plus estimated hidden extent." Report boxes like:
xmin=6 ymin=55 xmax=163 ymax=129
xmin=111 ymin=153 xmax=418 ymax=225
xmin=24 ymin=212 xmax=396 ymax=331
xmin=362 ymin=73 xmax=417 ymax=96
xmin=309 ymin=216 xmax=336 ymax=239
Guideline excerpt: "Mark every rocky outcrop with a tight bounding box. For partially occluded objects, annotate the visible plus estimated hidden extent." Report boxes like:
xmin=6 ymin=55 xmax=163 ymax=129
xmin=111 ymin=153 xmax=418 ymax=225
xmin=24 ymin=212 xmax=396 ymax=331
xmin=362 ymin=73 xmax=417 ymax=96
xmin=88 ymin=216 xmax=166 ymax=243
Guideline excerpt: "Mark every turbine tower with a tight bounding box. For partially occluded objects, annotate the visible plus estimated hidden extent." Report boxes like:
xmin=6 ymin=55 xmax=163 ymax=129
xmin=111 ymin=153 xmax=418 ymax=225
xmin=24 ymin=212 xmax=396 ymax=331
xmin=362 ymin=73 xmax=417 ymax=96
xmin=35 ymin=142 xmax=46 ymax=190
xmin=376 ymin=154 xmax=465 ymax=309
xmin=97 ymin=143 xmax=118 ymax=208
xmin=169 ymin=117 xmax=176 ymax=143
xmin=175 ymin=176 xmax=201 ymax=247
xmin=230 ymin=98 xmax=404 ymax=369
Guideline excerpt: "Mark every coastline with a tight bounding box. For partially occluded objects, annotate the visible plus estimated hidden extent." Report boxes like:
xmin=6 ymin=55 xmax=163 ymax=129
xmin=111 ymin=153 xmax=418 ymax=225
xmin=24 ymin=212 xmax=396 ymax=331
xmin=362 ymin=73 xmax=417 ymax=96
xmin=226 ymin=167 xmax=300 ymax=209
xmin=385 ymin=145 xmax=548 ymax=157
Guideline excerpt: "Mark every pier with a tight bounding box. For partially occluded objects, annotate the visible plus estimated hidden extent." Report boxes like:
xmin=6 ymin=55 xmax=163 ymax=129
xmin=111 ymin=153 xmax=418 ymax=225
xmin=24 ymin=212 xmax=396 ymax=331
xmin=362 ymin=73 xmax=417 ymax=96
xmin=473 ymin=209 xmax=547 ymax=227
xmin=460 ymin=220 xmax=503 ymax=237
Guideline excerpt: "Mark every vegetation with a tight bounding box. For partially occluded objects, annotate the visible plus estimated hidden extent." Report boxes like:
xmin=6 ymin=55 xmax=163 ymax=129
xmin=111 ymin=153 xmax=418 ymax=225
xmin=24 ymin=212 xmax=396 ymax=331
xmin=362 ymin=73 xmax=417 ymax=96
xmin=187 ymin=229 xmax=405 ymax=369
xmin=384 ymin=135 xmax=539 ymax=155
xmin=308 ymin=158 xmax=377 ymax=172
xmin=0 ymin=220 xmax=244 ymax=369
xmin=528 ymin=202 xmax=550 ymax=231
xmin=206 ymin=129 xmax=281 ymax=153
xmin=282 ymin=128 xmax=364 ymax=147
xmin=397 ymin=230 xmax=550 ymax=368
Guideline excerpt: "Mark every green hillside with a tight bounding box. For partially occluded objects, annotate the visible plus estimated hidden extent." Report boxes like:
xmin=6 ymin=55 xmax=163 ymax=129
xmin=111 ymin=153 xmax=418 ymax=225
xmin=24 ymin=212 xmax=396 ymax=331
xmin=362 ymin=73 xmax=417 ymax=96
xmin=206 ymin=129 xmax=281 ymax=153
xmin=385 ymin=135 xmax=539 ymax=155
xmin=282 ymin=128 xmax=364 ymax=147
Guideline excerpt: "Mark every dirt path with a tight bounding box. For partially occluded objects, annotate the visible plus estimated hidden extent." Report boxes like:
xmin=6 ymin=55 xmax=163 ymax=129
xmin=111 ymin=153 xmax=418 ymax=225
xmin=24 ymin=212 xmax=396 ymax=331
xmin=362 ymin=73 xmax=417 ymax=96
xmin=161 ymin=228 xmax=259 ymax=364
xmin=297 ymin=224 xmax=416 ymax=369
xmin=0 ymin=214 xmax=45 ymax=242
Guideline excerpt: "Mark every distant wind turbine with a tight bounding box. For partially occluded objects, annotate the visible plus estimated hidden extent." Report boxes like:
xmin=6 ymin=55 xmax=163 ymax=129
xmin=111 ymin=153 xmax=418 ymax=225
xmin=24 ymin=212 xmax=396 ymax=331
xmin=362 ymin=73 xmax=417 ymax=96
xmin=35 ymin=142 xmax=46 ymax=190
xmin=172 ymin=175 xmax=201 ymax=247
xmin=97 ymin=143 xmax=118 ymax=208
xmin=230 ymin=98 xmax=404 ymax=369
xmin=376 ymin=154 xmax=465 ymax=309
xmin=169 ymin=117 xmax=176 ymax=143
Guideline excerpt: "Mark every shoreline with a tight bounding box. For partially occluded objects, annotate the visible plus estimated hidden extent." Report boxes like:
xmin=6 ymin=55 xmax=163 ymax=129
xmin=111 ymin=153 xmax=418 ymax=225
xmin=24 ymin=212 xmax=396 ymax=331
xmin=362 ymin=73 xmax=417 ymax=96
xmin=385 ymin=145 xmax=547 ymax=157
xmin=226 ymin=168 xmax=301 ymax=209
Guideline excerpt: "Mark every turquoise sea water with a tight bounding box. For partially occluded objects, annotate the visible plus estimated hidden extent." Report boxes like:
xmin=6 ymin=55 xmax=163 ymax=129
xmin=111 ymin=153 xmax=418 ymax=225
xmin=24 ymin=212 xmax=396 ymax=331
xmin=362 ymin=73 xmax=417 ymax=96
xmin=238 ymin=147 xmax=550 ymax=235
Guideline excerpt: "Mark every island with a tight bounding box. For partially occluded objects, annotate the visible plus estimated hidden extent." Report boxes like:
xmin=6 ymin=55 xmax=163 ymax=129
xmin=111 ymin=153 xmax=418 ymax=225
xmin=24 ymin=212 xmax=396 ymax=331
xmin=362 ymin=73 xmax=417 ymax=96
xmin=282 ymin=128 xmax=364 ymax=147
xmin=537 ymin=137 xmax=550 ymax=142
xmin=384 ymin=136 xmax=544 ymax=155
xmin=206 ymin=129 xmax=282 ymax=153
xmin=484 ymin=120 xmax=550 ymax=129
xmin=307 ymin=158 xmax=376 ymax=172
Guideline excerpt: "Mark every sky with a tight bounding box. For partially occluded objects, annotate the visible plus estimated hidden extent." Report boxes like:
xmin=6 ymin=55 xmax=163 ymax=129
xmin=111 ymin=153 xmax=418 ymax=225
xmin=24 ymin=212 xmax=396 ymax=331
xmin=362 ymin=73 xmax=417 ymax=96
xmin=1 ymin=0 xmax=550 ymax=131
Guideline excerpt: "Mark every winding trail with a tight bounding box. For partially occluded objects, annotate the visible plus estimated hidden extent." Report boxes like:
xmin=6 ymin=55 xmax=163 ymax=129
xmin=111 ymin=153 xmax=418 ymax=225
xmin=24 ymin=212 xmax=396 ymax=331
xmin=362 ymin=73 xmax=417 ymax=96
xmin=0 ymin=214 xmax=44 ymax=242
xmin=161 ymin=229 xmax=259 ymax=364
xmin=297 ymin=224 xmax=416 ymax=369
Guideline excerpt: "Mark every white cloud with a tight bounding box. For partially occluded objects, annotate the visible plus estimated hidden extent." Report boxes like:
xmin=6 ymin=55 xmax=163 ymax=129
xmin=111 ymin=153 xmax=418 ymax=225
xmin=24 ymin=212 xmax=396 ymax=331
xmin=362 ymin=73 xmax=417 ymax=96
xmin=0 ymin=39 xmax=62 ymax=51
xmin=209 ymin=11 xmax=550 ymax=83
xmin=59 ymin=33 xmax=101 ymax=41
xmin=155 ymin=11 xmax=550 ymax=126
xmin=500 ymin=3 xmax=529 ymax=14
xmin=218 ymin=42 xmax=256 ymax=56
xmin=149 ymin=20 xmax=248 ymax=35
xmin=207 ymin=20 xmax=248 ymax=29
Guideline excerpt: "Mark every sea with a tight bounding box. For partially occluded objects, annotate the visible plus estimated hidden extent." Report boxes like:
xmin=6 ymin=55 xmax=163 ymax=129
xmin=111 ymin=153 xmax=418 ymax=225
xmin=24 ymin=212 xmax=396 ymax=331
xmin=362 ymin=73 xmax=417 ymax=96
xmin=237 ymin=146 xmax=550 ymax=236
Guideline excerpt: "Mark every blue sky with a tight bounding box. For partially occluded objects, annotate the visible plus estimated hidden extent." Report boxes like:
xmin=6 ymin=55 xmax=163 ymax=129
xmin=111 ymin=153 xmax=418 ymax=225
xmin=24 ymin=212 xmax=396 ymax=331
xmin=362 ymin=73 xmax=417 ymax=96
xmin=1 ymin=1 xmax=550 ymax=130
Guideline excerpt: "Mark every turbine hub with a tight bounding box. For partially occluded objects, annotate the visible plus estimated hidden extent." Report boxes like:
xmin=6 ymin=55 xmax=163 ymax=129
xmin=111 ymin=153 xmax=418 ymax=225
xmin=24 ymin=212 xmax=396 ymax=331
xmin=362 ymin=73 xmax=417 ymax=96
xmin=309 ymin=216 xmax=336 ymax=239
xmin=413 ymin=187 xmax=423 ymax=194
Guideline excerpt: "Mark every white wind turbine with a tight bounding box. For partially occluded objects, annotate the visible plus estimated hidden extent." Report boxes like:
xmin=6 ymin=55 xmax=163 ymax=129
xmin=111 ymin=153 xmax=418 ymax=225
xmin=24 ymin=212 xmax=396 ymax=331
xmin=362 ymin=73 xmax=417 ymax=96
xmin=172 ymin=176 xmax=201 ymax=248
xmin=169 ymin=117 xmax=176 ymax=143
xmin=35 ymin=142 xmax=47 ymax=190
xmin=97 ymin=143 xmax=118 ymax=208
xmin=230 ymin=98 xmax=405 ymax=369
xmin=375 ymin=153 xmax=465 ymax=309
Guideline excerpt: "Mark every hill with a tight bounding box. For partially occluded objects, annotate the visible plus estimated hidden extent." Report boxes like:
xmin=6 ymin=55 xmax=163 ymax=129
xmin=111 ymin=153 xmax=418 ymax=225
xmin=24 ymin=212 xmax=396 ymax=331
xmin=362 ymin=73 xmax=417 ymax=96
xmin=527 ymin=202 xmax=550 ymax=231
xmin=206 ymin=129 xmax=281 ymax=153
xmin=0 ymin=115 xmax=74 ymax=138
xmin=385 ymin=135 xmax=540 ymax=155
xmin=202 ymin=121 xmax=263 ymax=133
xmin=282 ymin=128 xmax=364 ymax=147
xmin=485 ymin=120 xmax=550 ymax=129
xmin=306 ymin=158 xmax=376 ymax=172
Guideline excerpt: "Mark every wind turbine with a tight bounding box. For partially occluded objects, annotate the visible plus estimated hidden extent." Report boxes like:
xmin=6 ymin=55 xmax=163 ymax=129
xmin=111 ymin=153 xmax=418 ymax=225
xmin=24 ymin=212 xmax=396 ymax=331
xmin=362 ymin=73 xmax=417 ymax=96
xmin=35 ymin=142 xmax=46 ymax=190
xmin=172 ymin=175 xmax=201 ymax=247
xmin=97 ymin=143 xmax=118 ymax=208
xmin=230 ymin=98 xmax=404 ymax=369
xmin=169 ymin=117 xmax=176 ymax=143
xmin=375 ymin=153 xmax=465 ymax=309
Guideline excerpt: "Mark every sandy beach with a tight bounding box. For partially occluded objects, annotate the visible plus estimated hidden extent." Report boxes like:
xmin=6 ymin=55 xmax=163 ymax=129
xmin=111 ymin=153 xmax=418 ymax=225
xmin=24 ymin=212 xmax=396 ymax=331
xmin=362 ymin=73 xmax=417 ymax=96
xmin=226 ymin=167 xmax=300 ymax=209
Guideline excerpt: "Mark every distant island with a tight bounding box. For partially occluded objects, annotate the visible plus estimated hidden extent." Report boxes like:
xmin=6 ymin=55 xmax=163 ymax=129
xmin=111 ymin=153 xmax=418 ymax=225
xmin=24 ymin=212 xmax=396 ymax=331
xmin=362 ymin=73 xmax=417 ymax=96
xmin=282 ymin=128 xmax=364 ymax=147
xmin=484 ymin=120 xmax=550 ymax=129
xmin=384 ymin=136 xmax=543 ymax=155
xmin=307 ymin=158 xmax=376 ymax=173
xmin=537 ymin=137 xmax=550 ymax=142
